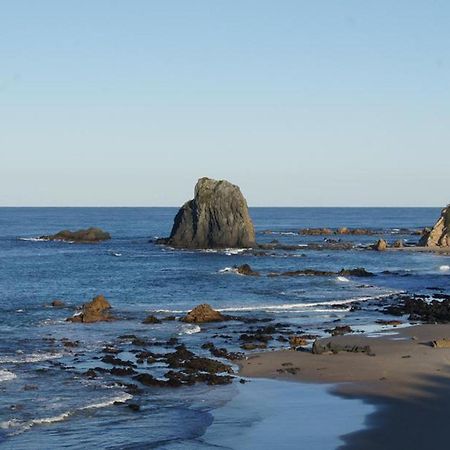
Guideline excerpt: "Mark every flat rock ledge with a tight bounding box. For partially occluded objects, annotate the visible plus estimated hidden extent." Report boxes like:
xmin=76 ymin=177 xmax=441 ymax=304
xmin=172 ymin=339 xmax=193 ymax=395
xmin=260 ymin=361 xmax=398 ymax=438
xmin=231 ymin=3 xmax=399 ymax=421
xmin=40 ymin=227 xmax=111 ymax=243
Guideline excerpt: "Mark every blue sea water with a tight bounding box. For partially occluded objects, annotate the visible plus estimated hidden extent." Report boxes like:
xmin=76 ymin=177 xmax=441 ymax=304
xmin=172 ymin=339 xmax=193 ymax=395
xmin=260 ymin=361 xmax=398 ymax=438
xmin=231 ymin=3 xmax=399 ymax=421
xmin=0 ymin=207 xmax=448 ymax=449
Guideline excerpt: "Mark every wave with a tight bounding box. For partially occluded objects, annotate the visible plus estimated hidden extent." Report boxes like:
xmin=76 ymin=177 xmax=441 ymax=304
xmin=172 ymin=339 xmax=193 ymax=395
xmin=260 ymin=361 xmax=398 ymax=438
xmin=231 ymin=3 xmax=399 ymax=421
xmin=440 ymin=265 xmax=450 ymax=272
xmin=155 ymin=292 xmax=401 ymax=315
xmin=0 ymin=392 xmax=132 ymax=435
xmin=17 ymin=237 xmax=48 ymax=242
xmin=336 ymin=276 xmax=350 ymax=282
xmin=0 ymin=351 xmax=64 ymax=364
xmin=0 ymin=369 xmax=16 ymax=382
xmin=178 ymin=324 xmax=201 ymax=335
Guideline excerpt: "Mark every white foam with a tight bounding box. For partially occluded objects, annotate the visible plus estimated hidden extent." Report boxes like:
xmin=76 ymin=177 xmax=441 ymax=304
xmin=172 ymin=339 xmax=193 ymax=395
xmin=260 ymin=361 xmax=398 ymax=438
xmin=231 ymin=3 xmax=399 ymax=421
xmin=0 ymin=369 xmax=16 ymax=382
xmin=17 ymin=237 xmax=48 ymax=242
xmin=1 ymin=392 xmax=132 ymax=434
xmin=0 ymin=352 xmax=64 ymax=364
xmin=440 ymin=265 xmax=450 ymax=271
xmin=156 ymin=292 xmax=399 ymax=315
xmin=219 ymin=267 xmax=238 ymax=274
xmin=336 ymin=276 xmax=349 ymax=282
xmin=225 ymin=248 xmax=247 ymax=255
xmin=179 ymin=324 xmax=201 ymax=335
xmin=215 ymin=292 xmax=398 ymax=313
xmin=111 ymin=252 xmax=122 ymax=257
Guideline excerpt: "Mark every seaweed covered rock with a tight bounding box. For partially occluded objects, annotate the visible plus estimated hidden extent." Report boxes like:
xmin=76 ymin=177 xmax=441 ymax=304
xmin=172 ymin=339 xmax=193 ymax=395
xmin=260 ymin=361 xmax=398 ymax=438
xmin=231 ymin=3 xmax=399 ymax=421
xmin=419 ymin=205 xmax=450 ymax=247
xmin=67 ymin=295 xmax=112 ymax=323
xmin=160 ymin=177 xmax=255 ymax=249
xmin=41 ymin=227 xmax=111 ymax=243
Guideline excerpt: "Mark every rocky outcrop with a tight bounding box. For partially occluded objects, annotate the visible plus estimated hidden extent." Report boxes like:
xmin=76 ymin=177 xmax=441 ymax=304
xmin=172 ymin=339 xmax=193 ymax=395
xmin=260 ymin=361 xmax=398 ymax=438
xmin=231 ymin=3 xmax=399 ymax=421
xmin=41 ymin=227 xmax=111 ymax=243
xmin=67 ymin=295 xmax=112 ymax=323
xmin=419 ymin=205 xmax=450 ymax=247
xmin=181 ymin=304 xmax=227 ymax=323
xmin=160 ymin=177 xmax=255 ymax=249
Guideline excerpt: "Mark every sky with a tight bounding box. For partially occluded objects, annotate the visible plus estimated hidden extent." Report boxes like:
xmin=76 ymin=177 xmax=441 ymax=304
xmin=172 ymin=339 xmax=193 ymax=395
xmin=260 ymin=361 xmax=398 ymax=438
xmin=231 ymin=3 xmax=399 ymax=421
xmin=0 ymin=0 xmax=449 ymax=206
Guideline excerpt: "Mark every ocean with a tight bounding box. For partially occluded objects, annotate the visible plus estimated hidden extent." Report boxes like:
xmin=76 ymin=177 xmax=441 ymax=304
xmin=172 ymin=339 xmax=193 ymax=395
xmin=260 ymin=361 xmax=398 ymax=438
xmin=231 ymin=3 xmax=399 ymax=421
xmin=0 ymin=207 xmax=448 ymax=449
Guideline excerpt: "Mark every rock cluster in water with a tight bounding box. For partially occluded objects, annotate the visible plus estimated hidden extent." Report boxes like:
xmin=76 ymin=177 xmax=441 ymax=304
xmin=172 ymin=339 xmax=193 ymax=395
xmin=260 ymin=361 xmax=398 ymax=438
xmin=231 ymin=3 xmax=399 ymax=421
xmin=419 ymin=205 xmax=450 ymax=247
xmin=41 ymin=227 xmax=111 ymax=243
xmin=159 ymin=177 xmax=255 ymax=249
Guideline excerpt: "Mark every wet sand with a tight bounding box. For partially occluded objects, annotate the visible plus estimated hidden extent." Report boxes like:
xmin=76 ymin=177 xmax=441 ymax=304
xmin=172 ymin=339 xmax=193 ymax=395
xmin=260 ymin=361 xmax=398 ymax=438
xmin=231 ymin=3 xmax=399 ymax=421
xmin=239 ymin=324 xmax=450 ymax=449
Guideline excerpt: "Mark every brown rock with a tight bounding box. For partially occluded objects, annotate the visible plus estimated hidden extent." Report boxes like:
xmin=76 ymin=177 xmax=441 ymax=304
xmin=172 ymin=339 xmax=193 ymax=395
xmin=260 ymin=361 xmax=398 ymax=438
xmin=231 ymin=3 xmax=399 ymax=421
xmin=289 ymin=336 xmax=308 ymax=348
xmin=432 ymin=338 xmax=450 ymax=348
xmin=67 ymin=295 xmax=112 ymax=323
xmin=181 ymin=304 xmax=226 ymax=323
xmin=373 ymin=239 xmax=388 ymax=251
xmin=419 ymin=205 xmax=450 ymax=247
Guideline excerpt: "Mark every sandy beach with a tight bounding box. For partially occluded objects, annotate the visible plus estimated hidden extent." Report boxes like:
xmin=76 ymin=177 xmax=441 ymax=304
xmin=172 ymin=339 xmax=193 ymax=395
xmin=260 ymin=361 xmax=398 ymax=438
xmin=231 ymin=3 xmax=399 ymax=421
xmin=239 ymin=324 xmax=450 ymax=449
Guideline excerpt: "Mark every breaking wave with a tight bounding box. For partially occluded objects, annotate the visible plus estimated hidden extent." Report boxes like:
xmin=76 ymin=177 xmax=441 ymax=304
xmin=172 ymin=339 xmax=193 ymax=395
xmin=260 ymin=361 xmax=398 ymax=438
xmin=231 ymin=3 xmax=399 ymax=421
xmin=0 ymin=392 xmax=133 ymax=435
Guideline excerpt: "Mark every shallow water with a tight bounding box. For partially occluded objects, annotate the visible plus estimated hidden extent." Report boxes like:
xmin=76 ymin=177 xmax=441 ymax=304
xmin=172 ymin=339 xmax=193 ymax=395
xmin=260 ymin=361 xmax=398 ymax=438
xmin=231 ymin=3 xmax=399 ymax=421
xmin=0 ymin=207 xmax=448 ymax=449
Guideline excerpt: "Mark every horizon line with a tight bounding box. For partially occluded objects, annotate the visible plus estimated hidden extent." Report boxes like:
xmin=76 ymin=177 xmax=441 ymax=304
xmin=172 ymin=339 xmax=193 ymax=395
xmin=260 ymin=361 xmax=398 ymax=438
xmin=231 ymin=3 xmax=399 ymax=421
xmin=0 ymin=205 xmax=444 ymax=209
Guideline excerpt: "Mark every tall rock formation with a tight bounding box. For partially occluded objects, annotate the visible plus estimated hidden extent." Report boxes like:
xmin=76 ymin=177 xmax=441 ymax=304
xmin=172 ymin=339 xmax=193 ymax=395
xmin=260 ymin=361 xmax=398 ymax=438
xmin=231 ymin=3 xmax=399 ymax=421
xmin=162 ymin=177 xmax=256 ymax=249
xmin=419 ymin=205 xmax=450 ymax=247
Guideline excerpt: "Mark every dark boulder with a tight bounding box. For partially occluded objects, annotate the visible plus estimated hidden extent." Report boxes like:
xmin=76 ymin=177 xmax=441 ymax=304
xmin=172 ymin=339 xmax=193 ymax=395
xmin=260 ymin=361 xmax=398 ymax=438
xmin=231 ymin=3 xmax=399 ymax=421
xmin=40 ymin=227 xmax=111 ymax=243
xmin=159 ymin=177 xmax=255 ymax=249
xmin=236 ymin=264 xmax=260 ymax=276
xmin=142 ymin=315 xmax=162 ymax=324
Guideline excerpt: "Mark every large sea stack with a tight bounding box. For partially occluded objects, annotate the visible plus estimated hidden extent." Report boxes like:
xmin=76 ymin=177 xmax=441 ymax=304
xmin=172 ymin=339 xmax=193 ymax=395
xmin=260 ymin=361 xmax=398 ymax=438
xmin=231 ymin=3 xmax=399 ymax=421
xmin=419 ymin=205 xmax=450 ymax=247
xmin=161 ymin=177 xmax=255 ymax=249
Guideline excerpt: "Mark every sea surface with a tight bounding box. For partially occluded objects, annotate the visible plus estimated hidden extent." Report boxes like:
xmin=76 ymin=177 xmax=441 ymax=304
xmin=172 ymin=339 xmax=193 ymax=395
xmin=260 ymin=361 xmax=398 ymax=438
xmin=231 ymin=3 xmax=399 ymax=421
xmin=0 ymin=207 xmax=449 ymax=449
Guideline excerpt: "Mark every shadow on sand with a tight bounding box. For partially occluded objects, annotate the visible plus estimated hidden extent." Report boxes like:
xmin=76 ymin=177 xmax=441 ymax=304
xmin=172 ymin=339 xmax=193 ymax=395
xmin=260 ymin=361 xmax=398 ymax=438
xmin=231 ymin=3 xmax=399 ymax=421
xmin=338 ymin=368 xmax=450 ymax=450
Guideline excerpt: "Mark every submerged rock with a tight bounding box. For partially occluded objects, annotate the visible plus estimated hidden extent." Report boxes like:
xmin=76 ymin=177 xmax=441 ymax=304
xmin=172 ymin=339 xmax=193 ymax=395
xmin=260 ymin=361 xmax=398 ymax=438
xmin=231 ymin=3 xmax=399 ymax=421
xmin=268 ymin=267 xmax=374 ymax=277
xmin=142 ymin=315 xmax=162 ymax=324
xmin=419 ymin=205 xmax=450 ymax=247
xmin=40 ymin=227 xmax=111 ymax=243
xmin=181 ymin=304 xmax=227 ymax=323
xmin=67 ymin=294 xmax=112 ymax=323
xmin=51 ymin=300 xmax=65 ymax=307
xmin=159 ymin=177 xmax=255 ymax=249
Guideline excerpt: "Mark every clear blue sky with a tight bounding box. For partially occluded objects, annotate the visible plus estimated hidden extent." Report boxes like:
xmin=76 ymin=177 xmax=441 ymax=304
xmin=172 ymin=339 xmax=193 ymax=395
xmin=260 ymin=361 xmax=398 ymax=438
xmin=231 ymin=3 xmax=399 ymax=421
xmin=1 ymin=1 xmax=448 ymax=206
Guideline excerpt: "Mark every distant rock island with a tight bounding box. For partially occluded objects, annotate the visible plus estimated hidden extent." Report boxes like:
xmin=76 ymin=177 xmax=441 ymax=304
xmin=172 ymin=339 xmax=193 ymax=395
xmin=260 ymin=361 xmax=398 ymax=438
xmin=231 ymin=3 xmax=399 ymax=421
xmin=40 ymin=227 xmax=111 ymax=243
xmin=158 ymin=177 xmax=255 ymax=249
xmin=420 ymin=205 xmax=450 ymax=247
